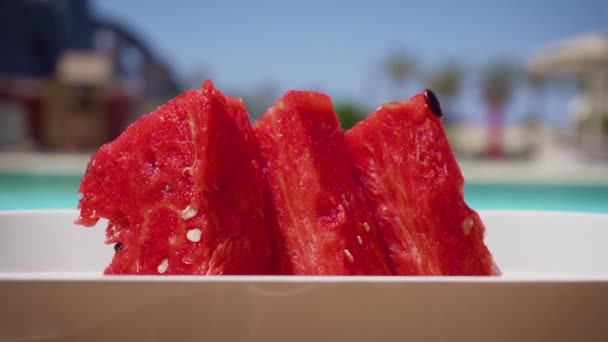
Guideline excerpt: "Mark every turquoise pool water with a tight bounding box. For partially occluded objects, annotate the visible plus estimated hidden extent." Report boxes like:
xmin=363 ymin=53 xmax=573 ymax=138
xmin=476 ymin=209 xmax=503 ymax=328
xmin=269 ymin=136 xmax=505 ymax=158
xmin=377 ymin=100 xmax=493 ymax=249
xmin=0 ymin=173 xmax=607 ymax=213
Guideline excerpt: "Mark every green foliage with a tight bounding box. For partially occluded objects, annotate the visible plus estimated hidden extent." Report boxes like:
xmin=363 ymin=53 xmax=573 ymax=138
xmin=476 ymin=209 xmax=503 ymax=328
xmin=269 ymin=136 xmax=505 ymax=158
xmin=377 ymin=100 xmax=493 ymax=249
xmin=577 ymin=111 xmax=608 ymax=136
xmin=526 ymin=70 xmax=547 ymax=90
xmin=481 ymin=61 xmax=518 ymax=110
xmin=383 ymin=50 xmax=417 ymax=86
xmin=428 ymin=63 xmax=464 ymax=99
xmin=334 ymin=102 xmax=367 ymax=130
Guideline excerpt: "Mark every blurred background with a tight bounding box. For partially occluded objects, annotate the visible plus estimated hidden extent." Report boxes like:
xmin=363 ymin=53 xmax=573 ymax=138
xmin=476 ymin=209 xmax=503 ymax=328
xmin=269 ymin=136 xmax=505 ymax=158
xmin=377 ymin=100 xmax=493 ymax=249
xmin=0 ymin=0 xmax=607 ymax=212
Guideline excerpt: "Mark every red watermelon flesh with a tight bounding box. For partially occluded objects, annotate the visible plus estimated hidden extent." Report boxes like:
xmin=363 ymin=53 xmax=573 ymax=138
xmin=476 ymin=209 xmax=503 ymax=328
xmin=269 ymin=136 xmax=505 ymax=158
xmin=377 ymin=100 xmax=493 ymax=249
xmin=253 ymin=91 xmax=393 ymax=275
xmin=76 ymin=80 xmax=273 ymax=275
xmin=345 ymin=92 xmax=500 ymax=276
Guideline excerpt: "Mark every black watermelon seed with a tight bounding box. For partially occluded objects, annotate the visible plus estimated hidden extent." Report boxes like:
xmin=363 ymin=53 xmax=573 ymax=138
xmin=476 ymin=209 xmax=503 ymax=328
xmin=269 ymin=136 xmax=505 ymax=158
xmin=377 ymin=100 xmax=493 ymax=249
xmin=114 ymin=242 xmax=123 ymax=252
xmin=424 ymin=89 xmax=443 ymax=117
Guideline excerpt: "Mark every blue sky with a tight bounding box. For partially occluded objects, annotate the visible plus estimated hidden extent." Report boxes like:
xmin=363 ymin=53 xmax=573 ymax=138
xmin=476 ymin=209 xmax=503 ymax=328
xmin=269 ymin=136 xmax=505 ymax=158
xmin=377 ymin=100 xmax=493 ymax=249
xmin=92 ymin=0 xmax=607 ymax=128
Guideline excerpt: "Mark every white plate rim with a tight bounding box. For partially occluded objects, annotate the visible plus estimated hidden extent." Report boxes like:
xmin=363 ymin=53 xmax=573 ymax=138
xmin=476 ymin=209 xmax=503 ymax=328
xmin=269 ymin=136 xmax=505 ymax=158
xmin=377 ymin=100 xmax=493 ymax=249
xmin=2 ymin=209 xmax=608 ymax=283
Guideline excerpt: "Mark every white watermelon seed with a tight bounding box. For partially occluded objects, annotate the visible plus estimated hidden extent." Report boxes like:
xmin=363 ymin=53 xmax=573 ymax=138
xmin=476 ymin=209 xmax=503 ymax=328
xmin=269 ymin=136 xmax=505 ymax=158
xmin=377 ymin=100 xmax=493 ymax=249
xmin=186 ymin=228 xmax=202 ymax=242
xmin=344 ymin=249 xmax=355 ymax=263
xmin=462 ymin=218 xmax=474 ymax=235
xmin=157 ymin=259 xmax=169 ymax=274
xmin=357 ymin=235 xmax=363 ymax=245
xmin=182 ymin=167 xmax=194 ymax=177
xmin=362 ymin=222 xmax=370 ymax=233
xmin=181 ymin=204 xmax=198 ymax=220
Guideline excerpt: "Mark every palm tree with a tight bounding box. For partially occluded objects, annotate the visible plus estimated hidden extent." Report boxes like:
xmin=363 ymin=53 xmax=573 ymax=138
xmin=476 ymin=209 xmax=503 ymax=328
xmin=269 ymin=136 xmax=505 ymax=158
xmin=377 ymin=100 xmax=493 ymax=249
xmin=480 ymin=62 xmax=517 ymax=158
xmin=522 ymin=70 xmax=547 ymax=147
xmin=525 ymin=70 xmax=546 ymax=120
xmin=383 ymin=50 xmax=416 ymax=100
xmin=428 ymin=63 xmax=464 ymax=121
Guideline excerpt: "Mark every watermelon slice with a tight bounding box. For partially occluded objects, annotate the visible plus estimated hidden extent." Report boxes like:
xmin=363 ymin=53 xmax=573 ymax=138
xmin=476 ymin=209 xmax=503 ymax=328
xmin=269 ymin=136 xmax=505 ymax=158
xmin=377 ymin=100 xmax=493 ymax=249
xmin=344 ymin=89 xmax=500 ymax=276
xmin=76 ymin=80 xmax=273 ymax=275
xmin=253 ymin=91 xmax=393 ymax=275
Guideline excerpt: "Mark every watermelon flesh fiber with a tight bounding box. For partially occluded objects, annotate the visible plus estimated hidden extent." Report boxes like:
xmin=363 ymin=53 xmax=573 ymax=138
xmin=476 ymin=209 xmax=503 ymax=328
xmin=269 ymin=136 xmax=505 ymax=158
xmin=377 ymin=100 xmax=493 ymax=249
xmin=345 ymin=93 xmax=500 ymax=275
xmin=76 ymin=80 xmax=499 ymax=276
xmin=253 ymin=91 xmax=393 ymax=275
xmin=77 ymin=81 xmax=273 ymax=275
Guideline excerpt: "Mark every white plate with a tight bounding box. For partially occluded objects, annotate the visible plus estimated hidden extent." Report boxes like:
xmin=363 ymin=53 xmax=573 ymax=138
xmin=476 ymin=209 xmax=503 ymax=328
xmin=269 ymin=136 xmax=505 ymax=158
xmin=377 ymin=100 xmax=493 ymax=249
xmin=1 ymin=209 xmax=607 ymax=341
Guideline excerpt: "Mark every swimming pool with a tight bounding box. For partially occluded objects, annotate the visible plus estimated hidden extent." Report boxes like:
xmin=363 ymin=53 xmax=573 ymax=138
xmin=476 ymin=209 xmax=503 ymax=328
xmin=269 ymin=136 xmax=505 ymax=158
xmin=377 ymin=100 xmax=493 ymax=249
xmin=1 ymin=172 xmax=607 ymax=213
